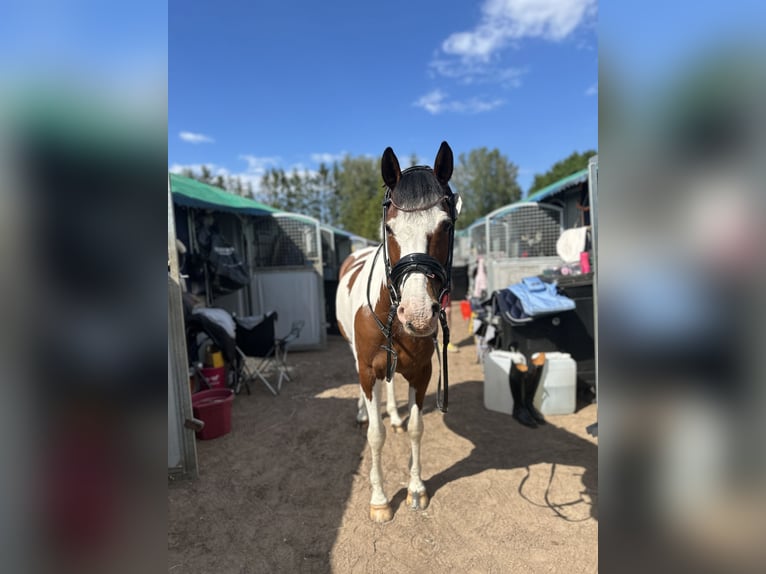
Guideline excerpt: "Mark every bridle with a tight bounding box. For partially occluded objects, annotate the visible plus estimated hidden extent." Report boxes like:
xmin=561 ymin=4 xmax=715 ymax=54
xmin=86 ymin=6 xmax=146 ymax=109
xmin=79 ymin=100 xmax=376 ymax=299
xmin=366 ymin=166 xmax=458 ymax=412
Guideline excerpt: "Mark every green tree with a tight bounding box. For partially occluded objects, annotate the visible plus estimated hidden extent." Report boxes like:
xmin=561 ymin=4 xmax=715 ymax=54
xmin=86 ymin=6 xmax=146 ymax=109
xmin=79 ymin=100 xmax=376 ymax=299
xmin=315 ymin=163 xmax=337 ymax=225
xmin=260 ymin=168 xmax=288 ymax=209
xmin=527 ymin=150 xmax=597 ymax=196
xmin=199 ymin=165 xmax=212 ymax=184
xmin=333 ymin=155 xmax=384 ymax=239
xmin=452 ymin=147 xmax=521 ymax=229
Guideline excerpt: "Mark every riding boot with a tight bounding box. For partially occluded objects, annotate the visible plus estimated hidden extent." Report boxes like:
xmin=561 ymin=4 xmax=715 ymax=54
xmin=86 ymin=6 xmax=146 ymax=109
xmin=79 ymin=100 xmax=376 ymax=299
xmin=525 ymin=352 xmax=547 ymax=425
xmin=509 ymin=360 xmax=537 ymax=428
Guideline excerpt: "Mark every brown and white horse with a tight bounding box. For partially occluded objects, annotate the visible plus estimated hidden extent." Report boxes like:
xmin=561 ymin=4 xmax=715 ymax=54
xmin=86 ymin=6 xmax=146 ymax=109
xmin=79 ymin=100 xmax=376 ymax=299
xmin=336 ymin=142 xmax=457 ymax=522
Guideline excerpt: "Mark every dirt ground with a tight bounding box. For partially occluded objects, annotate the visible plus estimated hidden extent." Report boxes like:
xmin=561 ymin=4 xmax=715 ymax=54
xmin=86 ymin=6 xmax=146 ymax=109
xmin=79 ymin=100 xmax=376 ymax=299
xmin=168 ymin=316 xmax=598 ymax=573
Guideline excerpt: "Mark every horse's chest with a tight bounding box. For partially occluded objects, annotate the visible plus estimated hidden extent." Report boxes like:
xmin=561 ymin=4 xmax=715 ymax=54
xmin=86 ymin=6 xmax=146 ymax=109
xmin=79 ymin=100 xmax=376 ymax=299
xmin=366 ymin=326 xmax=435 ymax=382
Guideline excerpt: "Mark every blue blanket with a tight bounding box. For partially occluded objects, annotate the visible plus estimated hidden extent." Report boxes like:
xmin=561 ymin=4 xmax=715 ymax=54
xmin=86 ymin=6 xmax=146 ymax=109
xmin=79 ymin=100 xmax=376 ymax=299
xmin=498 ymin=276 xmax=575 ymax=323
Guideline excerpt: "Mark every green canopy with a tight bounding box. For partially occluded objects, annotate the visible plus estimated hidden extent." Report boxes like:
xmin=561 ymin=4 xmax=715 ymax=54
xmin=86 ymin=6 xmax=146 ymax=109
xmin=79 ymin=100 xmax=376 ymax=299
xmin=170 ymin=173 xmax=280 ymax=216
xmin=524 ymin=168 xmax=588 ymax=203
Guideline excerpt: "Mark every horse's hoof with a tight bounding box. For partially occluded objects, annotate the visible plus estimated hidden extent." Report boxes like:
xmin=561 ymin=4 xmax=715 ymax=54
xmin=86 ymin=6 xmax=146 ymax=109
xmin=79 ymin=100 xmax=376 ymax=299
xmin=406 ymin=490 xmax=430 ymax=511
xmin=392 ymin=423 xmax=405 ymax=434
xmin=369 ymin=503 xmax=393 ymax=523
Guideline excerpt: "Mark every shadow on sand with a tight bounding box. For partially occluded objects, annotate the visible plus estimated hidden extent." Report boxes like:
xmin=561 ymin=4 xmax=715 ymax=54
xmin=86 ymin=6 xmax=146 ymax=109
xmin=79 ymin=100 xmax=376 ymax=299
xmin=390 ymin=376 xmax=598 ymax=523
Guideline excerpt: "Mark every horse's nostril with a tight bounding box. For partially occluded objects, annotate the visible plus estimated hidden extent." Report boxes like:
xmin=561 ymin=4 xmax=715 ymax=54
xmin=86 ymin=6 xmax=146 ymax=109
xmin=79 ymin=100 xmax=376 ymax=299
xmin=406 ymin=321 xmax=415 ymax=331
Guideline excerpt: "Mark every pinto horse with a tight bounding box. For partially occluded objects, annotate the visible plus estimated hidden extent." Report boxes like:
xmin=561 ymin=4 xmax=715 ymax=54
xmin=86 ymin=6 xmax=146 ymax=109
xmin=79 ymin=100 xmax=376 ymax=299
xmin=336 ymin=142 xmax=457 ymax=522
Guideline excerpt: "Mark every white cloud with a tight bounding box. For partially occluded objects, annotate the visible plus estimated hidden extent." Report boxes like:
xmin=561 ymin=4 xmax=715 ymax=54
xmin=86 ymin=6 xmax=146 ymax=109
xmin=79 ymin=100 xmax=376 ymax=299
xmin=414 ymin=90 xmax=448 ymax=114
xmin=413 ymin=89 xmax=505 ymax=115
xmin=429 ymin=58 xmax=526 ymax=88
xmin=179 ymin=131 xmax=214 ymax=144
xmin=239 ymin=154 xmax=281 ymax=174
xmin=427 ymin=1 xmax=595 ymax=92
xmin=585 ymin=82 xmax=598 ymax=96
xmin=442 ymin=0 xmax=598 ymax=61
xmin=310 ymin=152 xmax=346 ymax=165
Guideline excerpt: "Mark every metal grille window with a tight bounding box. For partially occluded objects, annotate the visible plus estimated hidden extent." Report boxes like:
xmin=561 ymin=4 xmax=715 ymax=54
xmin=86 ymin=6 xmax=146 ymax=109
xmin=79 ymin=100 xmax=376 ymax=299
xmin=469 ymin=221 xmax=487 ymax=257
xmin=487 ymin=203 xmax=562 ymax=260
xmin=467 ymin=204 xmax=563 ymax=260
xmin=250 ymin=214 xmax=322 ymax=269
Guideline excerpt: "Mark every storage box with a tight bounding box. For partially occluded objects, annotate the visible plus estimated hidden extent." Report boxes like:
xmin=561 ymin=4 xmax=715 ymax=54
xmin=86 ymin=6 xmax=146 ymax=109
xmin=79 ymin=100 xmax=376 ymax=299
xmin=483 ymin=350 xmax=577 ymax=416
xmin=483 ymin=350 xmax=526 ymax=415
xmin=192 ymin=388 xmax=234 ymax=440
xmin=532 ymin=352 xmax=577 ymax=415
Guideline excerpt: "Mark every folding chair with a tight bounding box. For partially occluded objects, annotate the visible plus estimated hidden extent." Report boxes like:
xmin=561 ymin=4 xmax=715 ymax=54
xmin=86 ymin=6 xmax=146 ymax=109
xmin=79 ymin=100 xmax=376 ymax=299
xmin=234 ymin=312 xmax=304 ymax=395
xmin=273 ymin=319 xmax=305 ymax=389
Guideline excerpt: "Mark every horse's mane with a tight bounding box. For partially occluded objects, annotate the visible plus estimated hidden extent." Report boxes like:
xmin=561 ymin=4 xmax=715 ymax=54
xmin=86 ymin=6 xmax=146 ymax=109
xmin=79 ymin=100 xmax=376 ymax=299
xmin=389 ymin=166 xmax=449 ymax=211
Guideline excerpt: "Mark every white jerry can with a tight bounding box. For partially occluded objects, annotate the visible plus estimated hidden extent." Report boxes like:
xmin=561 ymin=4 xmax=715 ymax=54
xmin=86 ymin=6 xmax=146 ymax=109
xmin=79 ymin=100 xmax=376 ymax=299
xmin=533 ymin=352 xmax=577 ymax=416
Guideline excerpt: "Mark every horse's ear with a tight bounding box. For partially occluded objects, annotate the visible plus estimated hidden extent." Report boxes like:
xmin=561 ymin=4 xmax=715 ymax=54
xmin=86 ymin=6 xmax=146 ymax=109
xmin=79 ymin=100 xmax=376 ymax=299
xmin=433 ymin=141 xmax=453 ymax=184
xmin=381 ymin=147 xmax=401 ymax=190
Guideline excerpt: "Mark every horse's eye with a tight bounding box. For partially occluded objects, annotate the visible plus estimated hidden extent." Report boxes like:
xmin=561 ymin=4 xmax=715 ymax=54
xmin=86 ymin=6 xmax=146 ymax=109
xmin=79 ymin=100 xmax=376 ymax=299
xmin=441 ymin=221 xmax=453 ymax=233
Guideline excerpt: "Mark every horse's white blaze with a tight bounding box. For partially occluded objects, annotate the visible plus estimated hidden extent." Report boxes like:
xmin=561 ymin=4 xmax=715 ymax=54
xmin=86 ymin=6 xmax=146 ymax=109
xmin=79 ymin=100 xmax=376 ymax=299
xmin=389 ymin=208 xmax=449 ymax=332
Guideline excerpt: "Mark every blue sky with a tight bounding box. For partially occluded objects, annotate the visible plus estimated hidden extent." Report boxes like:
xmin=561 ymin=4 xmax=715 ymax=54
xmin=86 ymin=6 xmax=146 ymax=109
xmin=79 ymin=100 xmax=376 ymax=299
xmin=169 ymin=0 xmax=598 ymax=196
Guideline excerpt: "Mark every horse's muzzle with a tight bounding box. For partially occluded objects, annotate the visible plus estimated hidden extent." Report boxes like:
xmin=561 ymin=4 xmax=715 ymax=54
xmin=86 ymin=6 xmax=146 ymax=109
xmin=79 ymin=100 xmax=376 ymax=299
xmin=398 ymin=302 xmax=439 ymax=337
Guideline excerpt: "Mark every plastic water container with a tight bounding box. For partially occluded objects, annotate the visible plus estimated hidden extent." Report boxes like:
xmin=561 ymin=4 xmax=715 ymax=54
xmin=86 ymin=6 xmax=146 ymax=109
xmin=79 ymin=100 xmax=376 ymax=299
xmin=533 ymin=352 xmax=577 ymax=415
xmin=482 ymin=350 xmax=526 ymax=415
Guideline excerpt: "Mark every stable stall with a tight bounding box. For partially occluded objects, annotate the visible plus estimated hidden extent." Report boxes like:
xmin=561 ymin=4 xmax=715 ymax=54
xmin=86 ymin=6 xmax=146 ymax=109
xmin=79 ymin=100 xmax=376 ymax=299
xmin=524 ymin=167 xmax=592 ymax=229
xmin=171 ymin=173 xmax=278 ymax=318
xmin=470 ymin=202 xmax=564 ymax=294
xmin=465 ymin=163 xmax=597 ymax=296
xmin=248 ymin=211 xmax=326 ymax=350
xmin=466 ymin=161 xmax=599 ymax=403
xmin=170 ymin=174 xmax=326 ymax=350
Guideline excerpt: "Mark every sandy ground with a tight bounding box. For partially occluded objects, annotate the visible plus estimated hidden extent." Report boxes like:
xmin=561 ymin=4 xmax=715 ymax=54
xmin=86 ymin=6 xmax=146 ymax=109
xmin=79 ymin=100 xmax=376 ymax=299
xmin=169 ymin=317 xmax=598 ymax=573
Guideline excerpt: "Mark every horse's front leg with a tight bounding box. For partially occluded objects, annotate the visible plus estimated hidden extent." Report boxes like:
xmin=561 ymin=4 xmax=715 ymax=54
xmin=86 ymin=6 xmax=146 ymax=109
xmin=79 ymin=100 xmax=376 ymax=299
xmin=386 ymin=376 xmax=404 ymax=433
xmin=363 ymin=379 xmax=392 ymax=522
xmin=356 ymin=388 xmax=368 ymax=425
xmin=406 ymin=384 xmax=429 ymax=510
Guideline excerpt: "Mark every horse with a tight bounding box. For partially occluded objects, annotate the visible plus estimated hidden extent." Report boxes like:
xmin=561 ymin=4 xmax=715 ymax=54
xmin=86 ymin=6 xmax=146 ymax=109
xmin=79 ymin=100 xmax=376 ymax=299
xmin=353 ymin=373 xmax=406 ymax=431
xmin=335 ymin=141 xmax=458 ymax=522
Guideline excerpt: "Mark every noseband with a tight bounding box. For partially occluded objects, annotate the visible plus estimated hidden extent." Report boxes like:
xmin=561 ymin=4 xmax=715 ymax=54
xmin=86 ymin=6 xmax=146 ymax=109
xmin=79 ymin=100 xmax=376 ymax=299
xmin=366 ymin=167 xmax=457 ymax=412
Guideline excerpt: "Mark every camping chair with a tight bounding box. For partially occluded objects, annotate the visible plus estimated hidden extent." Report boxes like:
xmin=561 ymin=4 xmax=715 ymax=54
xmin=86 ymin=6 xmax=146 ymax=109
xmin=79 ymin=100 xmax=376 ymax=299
xmin=234 ymin=311 xmax=304 ymax=395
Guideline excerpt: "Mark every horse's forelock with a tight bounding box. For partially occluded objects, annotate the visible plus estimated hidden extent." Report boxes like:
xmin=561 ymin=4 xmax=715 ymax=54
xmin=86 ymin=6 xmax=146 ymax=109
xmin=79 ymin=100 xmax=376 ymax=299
xmin=389 ymin=167 xmax=449 ymax=213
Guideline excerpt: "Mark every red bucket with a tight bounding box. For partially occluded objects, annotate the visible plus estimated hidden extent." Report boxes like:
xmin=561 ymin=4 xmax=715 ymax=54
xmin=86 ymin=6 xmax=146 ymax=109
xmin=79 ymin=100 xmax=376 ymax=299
xmin=191 ymin=388 xmax=234 ymax=440
xmin=460 ymin=299 xmax=472 ymax=320
xmin=199 ymin=366 xmax=226 ymax=389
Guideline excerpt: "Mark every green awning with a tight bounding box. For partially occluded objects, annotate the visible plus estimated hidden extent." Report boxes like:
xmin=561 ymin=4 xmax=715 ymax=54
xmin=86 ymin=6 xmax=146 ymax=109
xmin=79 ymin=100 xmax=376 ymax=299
xmin=524 ymin=168 xmax=589 ymax=203
xmin=170 ymin=173 xmax=280 ymax=216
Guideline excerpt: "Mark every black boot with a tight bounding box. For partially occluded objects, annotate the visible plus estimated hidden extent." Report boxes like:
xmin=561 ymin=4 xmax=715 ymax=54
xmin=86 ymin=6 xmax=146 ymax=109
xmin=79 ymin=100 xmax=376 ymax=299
xmin=509 ymin=360 xmax=537 ymax=428
xmin=525 ymin=353 xmax=547 ymax=425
